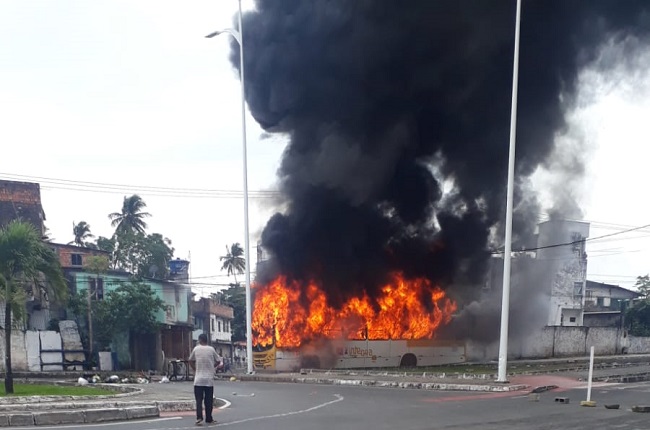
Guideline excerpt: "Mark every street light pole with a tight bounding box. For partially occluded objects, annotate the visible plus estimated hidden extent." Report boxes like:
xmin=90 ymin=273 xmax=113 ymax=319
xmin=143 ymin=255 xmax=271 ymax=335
xmin=206 ymin=0 xmax=254 ymax=375
xmin=497 ymin=0 xmax=522 ymax=383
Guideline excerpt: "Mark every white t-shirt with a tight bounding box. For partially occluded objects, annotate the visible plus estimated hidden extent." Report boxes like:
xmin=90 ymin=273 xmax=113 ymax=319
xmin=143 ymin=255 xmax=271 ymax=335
xmin=189 ymin=344 xmax=221 ymax=387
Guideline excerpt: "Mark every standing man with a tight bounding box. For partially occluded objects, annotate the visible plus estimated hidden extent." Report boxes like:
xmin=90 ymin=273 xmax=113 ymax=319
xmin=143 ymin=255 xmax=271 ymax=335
xmin=189 ymin=333 xmax=222 ymax=425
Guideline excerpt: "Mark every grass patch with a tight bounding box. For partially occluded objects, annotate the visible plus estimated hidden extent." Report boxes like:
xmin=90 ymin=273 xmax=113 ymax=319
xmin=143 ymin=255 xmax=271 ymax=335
xmin=0 ymin=384 xmax=112 ymax=397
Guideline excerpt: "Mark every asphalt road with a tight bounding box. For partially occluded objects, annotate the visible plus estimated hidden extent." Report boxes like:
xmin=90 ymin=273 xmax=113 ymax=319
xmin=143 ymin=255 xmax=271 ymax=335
xmin=11 ymin=380 xmax=650 ymax=430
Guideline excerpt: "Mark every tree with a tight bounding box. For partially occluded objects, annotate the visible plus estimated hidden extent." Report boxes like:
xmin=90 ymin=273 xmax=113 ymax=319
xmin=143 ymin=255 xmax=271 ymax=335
xmin=69 ymin=221 xmax=94 ymax=247
xmin=220 ymin=243 xmax=245 ymax=284
xmin=94 ymin=236 xmax=118 ymax=269
xmin=113 ymin=232 xmax=174 ymax=279
xmin=69 ymin=281 xmax=166 ymax=352
xmin=108 ymin=195 xmax=151 ymax=236
xmin=626 ymin=299 xmax=650 ymax=336
xmin=213 ymin=283 xmax=246 ymax=341
xmin=634 ymin=275 xmax=650 ymax=299
xmin=0 ymin=220 xmax=67 ymax=393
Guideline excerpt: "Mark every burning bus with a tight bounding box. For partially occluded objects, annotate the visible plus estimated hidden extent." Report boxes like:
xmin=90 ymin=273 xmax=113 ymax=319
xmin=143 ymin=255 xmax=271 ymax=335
xmin=252 ymin=273 xmax=466 ymax=371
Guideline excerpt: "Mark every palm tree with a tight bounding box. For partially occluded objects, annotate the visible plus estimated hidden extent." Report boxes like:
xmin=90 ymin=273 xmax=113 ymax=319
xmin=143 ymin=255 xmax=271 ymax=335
xmin=0 ymin=220 xmax=67 ymax=394
xmin=108 ymin=195 xmax=151 ymax=236
xmin=69 ymin=221 xmax=94 ymax=247
xmin=220 ymin=243 xmax=245 ymax=284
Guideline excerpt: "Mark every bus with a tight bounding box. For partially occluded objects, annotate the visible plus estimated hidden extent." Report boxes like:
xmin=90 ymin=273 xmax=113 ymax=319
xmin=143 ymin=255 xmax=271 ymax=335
xmin=253 ymin=338 xmax=466 ymax=371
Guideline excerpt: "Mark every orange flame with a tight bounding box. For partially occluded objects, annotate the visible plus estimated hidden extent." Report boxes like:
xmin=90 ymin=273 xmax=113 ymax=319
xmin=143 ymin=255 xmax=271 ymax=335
xmin=252 ymin=272 xmax=457 ymax=348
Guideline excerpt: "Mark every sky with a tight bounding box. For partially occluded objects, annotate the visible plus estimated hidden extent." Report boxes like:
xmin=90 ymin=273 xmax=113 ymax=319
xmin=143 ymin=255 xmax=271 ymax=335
xmin=1 ymin=1 xmax=649 ymax=294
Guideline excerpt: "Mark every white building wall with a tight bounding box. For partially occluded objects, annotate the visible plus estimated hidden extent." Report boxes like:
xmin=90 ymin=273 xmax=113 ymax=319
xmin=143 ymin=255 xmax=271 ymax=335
xmin=537 ymin=220 xmax=590 ymax=326
xmin=210 ymin=315 xmax=232 ymax=343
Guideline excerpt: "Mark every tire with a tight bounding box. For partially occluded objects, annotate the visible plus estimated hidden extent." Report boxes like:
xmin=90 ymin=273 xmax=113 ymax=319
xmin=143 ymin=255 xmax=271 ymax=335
xmin=399 ymin=353 xmax=417 ymax=368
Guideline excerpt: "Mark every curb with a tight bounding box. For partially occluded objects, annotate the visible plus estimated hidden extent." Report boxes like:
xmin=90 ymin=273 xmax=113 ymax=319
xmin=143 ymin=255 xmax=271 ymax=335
xmin=237 ymin=374 xmax=528 ymax=392
xmin=0 ymin=398 xmax=229 ymax=427
xmin=0 ymin=406 xmax=160 ymax=427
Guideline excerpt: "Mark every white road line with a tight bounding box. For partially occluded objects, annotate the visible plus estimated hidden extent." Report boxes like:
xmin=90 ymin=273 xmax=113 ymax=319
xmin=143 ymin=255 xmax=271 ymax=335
xmin=149 ymin=395 xmax=345 ymax=430
xmin=216 ymin=394 xmax=344 ymax=427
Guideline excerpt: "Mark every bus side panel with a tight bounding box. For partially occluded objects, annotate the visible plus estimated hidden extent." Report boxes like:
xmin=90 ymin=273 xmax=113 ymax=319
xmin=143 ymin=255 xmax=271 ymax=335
xmin=405 ymin=340 xmax=466 ymax=366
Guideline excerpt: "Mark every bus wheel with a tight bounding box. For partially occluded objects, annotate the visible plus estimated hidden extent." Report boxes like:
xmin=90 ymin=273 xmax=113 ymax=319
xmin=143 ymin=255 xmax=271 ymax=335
xmin=301 ymin=355 xmax=321 ymax=369
xmin=400 ymin=353 xmax=417 ymax=368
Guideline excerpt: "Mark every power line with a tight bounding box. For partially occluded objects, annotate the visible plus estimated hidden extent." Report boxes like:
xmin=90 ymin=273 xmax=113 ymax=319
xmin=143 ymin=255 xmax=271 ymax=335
xmin=0 ymin=172 xmax=281 ymax=198
xmin=39 ymin=185 xmax=277 ymax=199
xmin=492 ymin=222 xmax=650 ymax=255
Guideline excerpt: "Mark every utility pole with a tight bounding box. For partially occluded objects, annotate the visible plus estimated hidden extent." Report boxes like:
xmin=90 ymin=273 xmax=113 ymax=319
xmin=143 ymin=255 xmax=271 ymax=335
xmin=87 ymin=281 xmax=93 ymax=362
xmin=85 ymin=256 xmax=109 ymax=369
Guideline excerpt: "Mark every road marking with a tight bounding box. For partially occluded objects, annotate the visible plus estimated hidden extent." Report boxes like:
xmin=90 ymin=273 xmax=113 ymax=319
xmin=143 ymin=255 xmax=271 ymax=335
xmin=152 ymin=395 xmax=345 ymax=430
xmin=216 ymin=394 xmax=344 ymax=427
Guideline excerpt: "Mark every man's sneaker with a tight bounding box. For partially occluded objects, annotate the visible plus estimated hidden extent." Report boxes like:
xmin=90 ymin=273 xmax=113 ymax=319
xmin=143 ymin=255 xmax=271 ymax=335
xmin=206 ymin=419 xmax=217 ymax=425
xmin=196 ymin=418 xmax=204 ymax=426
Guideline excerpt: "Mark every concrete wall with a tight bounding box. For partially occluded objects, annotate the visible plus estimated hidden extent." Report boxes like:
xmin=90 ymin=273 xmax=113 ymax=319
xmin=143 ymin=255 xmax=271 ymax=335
xmin=0 ymin=331 xmax=28 ymax=372
xmin=586 ymin=327 xmax=621 ymax=355
xmin=466 ymin=326 xmax=630 ymax=361
xmin=25 ymin=331 xmax=40 ymax=371
xmin=0 ymin=322 xmax=84 ymax=372
xmin=39 ymin=331 xmax=63 ymax=371
xmin=627 ymin=335 xmax=650 ymax=354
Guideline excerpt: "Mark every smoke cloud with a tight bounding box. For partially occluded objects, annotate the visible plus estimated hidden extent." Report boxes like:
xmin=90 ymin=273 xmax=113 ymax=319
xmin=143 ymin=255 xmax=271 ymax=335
xmin=234 ymin=1 xmax=650 ymax=312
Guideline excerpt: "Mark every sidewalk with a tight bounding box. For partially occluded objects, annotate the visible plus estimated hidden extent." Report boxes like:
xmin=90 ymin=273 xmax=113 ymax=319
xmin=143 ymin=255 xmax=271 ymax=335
xmin=0 ymin=354 xmax=648 ymax=427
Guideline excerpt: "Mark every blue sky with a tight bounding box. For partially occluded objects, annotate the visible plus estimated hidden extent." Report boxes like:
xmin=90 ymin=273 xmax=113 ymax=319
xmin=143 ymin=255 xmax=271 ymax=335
xmin=1 ymin=1 xmax=649 ymax=293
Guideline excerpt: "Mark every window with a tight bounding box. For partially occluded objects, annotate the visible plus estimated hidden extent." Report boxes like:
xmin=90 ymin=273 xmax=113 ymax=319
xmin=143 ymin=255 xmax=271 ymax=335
xmin=569 ymin=317 xmax=576 ymax=323
xmin=211 ymin=318 xmax=215 ymax=332
xmin=166 ymin=306 xmax=176 ymax=320
xmin=71 ymin=254 xmax=82 ymax=266
xmin=573 ymin=281 xmax=583 ymax=298
xmin=89 ymin=278 xmax=104 ymax=300
xmin=218 ymin=321 xmax=222 ymax=332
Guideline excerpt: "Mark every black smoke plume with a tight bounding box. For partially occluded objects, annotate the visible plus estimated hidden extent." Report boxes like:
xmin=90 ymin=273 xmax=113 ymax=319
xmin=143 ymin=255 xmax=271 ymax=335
xmin=232 ymin=1 xmax=650 ymax=310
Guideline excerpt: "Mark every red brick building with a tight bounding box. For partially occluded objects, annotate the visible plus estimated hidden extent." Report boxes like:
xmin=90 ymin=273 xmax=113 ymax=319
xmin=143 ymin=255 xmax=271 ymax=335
xmin=0 ymin=179 xmax=46 ymax=234
xmin=51 ymin=243 xmax=111 ymax=270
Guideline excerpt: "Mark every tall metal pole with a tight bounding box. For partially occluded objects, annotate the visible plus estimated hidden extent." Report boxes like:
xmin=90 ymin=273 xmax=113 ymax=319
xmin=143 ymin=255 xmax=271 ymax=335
xmin=497 ymin=0 xmax=522 ymax=383
xmin=206 ymin=0 xmax=253 ymax=375
xmin=238 ymin=0 xmax=254 ymax=375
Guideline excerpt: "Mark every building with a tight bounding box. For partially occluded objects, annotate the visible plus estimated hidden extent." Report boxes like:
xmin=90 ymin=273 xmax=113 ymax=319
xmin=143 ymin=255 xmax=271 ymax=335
xmin=536 ymin=219 xmax=590 ymax=326
xmin=52 ymin=243 xmax=194 ymax=371
xmin=192 ymin=296 xmax=234 ymax=358
xmin=583 ymin=280 xmax=641 ymax=328
xmin=0 ymin=179 xmax=46 ymax=234
xmin=484 ymin=219 xmax=591 ymax=331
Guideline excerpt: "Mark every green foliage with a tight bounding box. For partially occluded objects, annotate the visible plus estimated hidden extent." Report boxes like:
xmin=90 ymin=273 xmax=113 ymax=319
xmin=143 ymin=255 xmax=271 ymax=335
xmin=108 ymin=194 xmax=151 ymax=236
xmin=0 ymin=220 xmax=68 ymax=324
xmin=69 ymin=221 xmax=94 ymax=247
xmin=70 ymin=282 xmax=166 ymax=350
xmin=86 ymin=255 xmax=110 ymax=275
xmin=113 ymin=231 xmax=174 ymax=279
xmin=634 ymin=274 xmax=650 ymax=299
xmin=0 ymin=383 xmax=111 ymax=396
xmin=96 ymin=236 xmax=116 ymax=253
xmin=0 ymin=220 xmax=67 ymax=393
xmin=214 ymin=284 xmax=246 ymax=341
xmin=220 ymin=243 xmax=245 ymax=283
xmin=626 ymin=299 xmax=650 ymax=336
